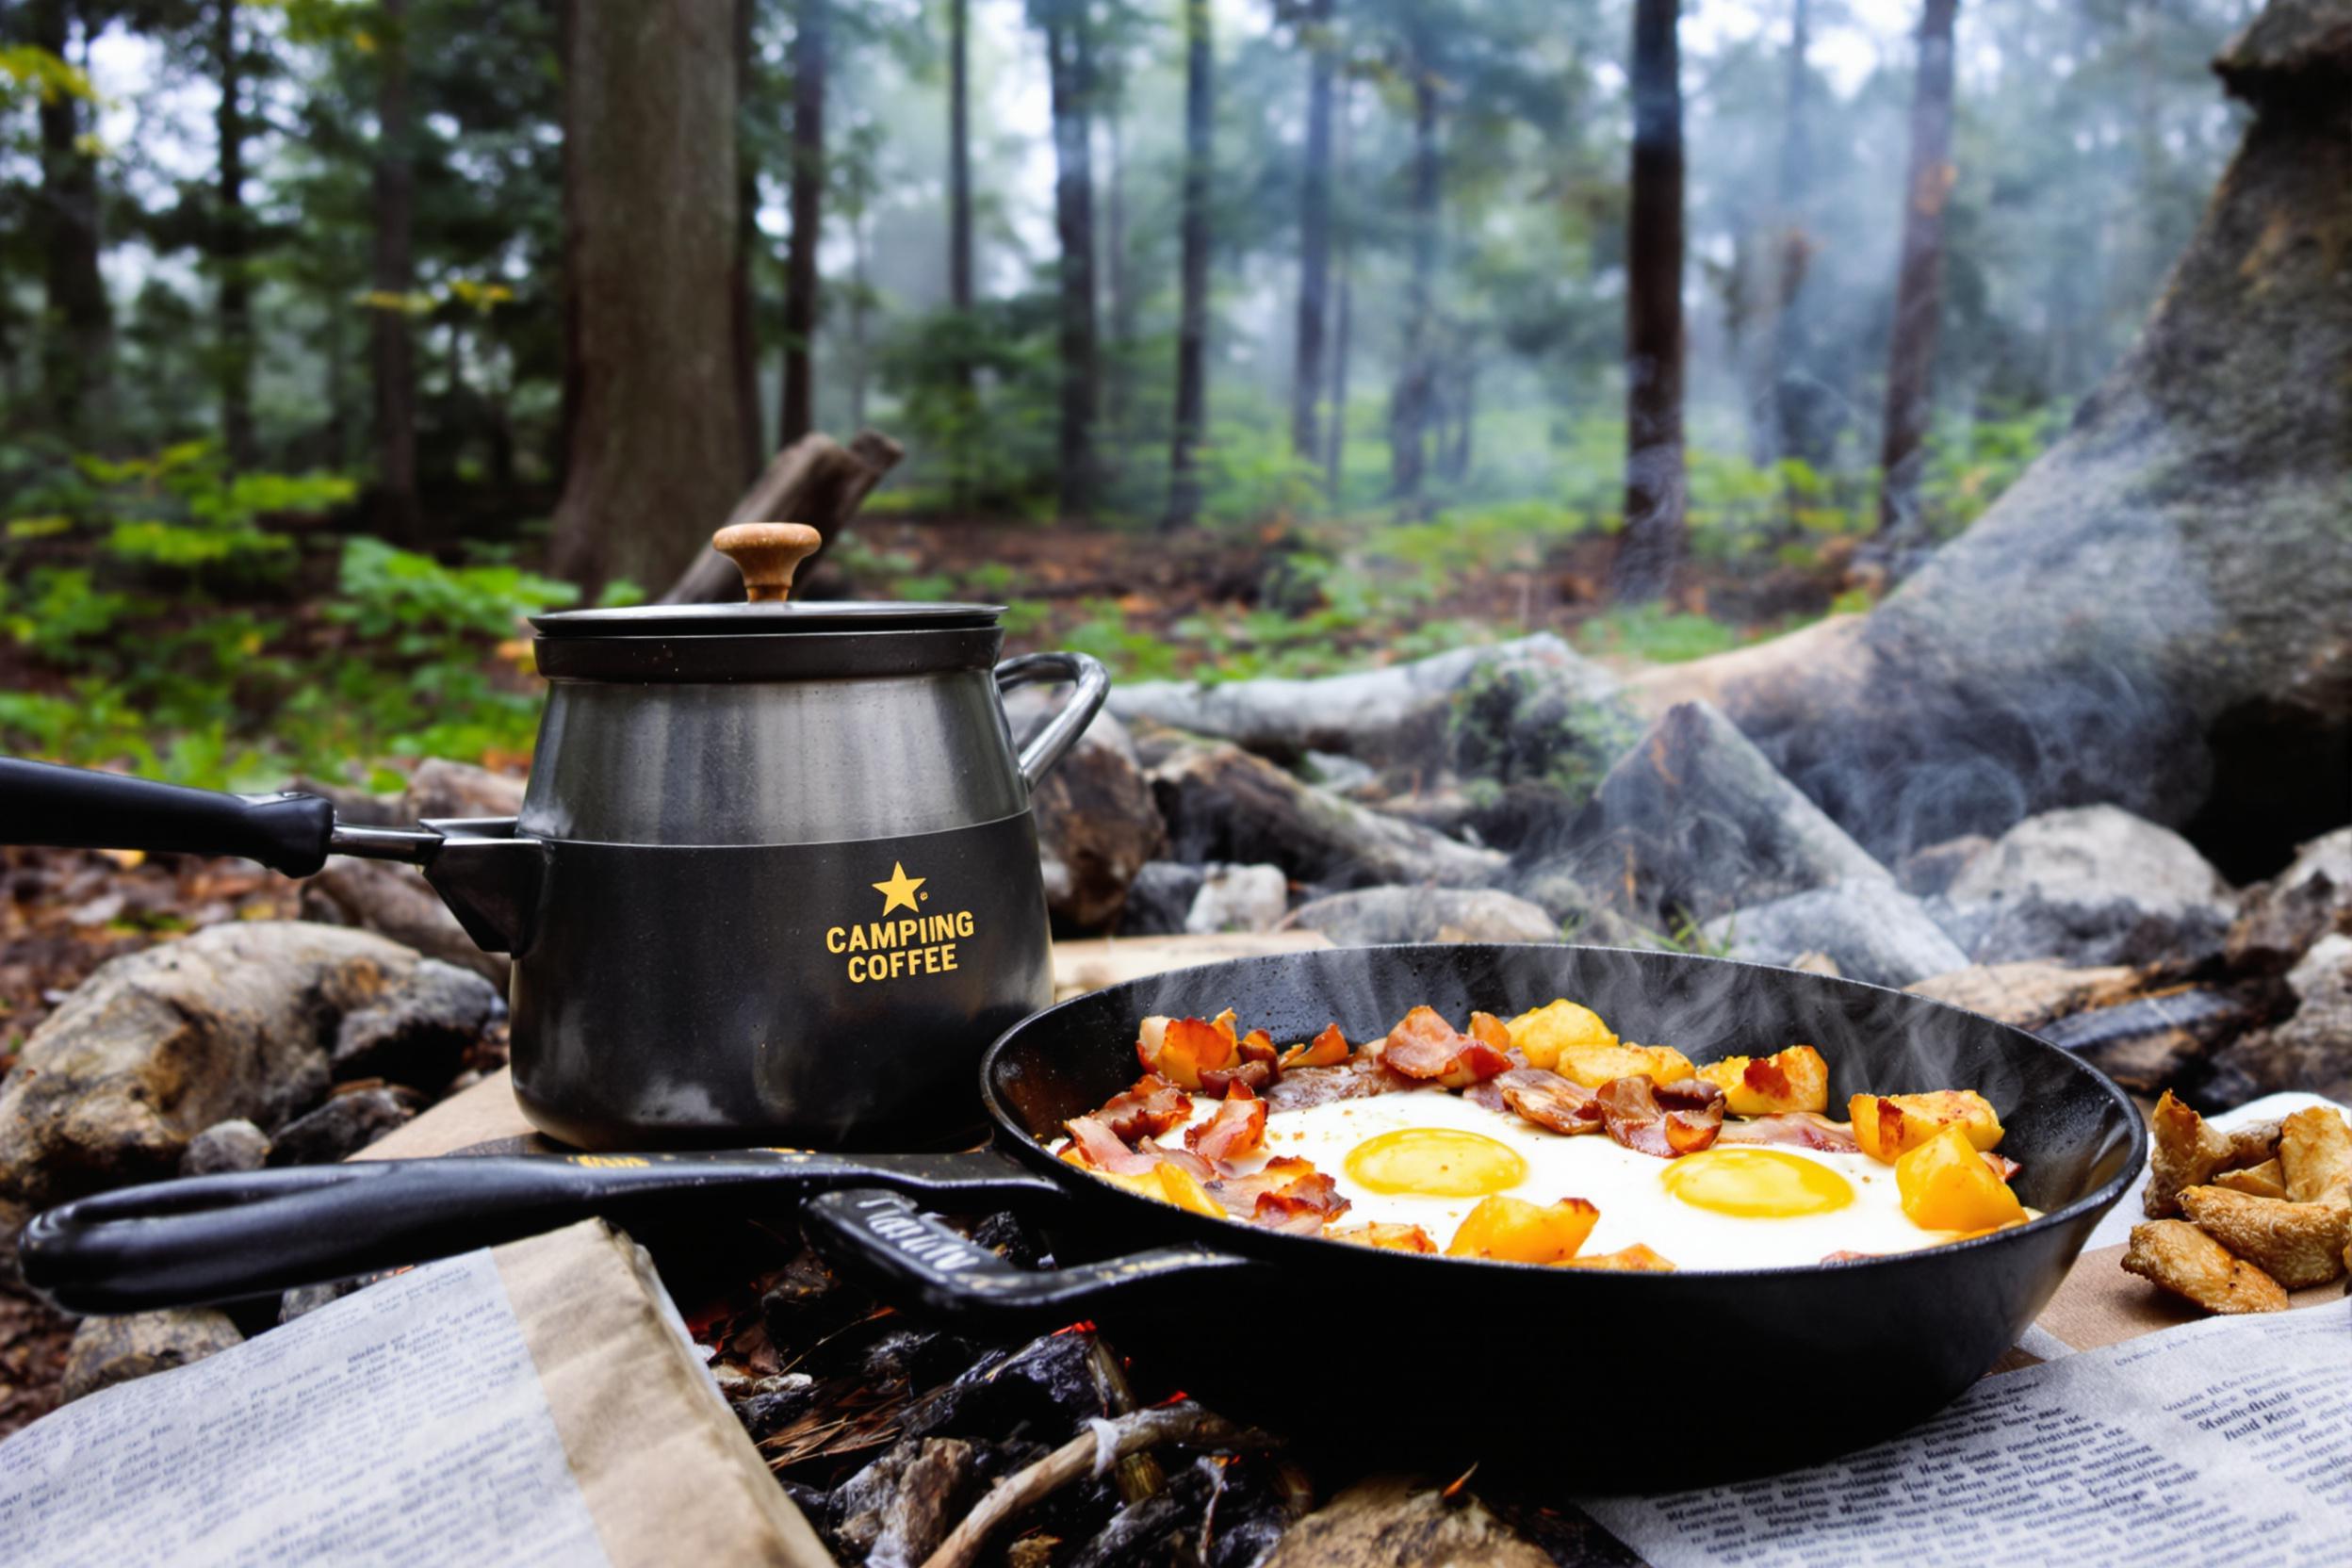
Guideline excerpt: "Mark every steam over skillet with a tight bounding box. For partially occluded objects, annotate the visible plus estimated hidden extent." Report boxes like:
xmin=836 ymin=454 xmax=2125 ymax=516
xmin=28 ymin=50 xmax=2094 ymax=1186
xmin=23 ymin=945 xmax=2142 ymax=1490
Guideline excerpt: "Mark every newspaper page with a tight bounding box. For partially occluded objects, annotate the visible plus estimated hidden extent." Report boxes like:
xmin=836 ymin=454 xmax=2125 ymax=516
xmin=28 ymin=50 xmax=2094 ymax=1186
xmin=1582 ymin=1301 xmax=2352 ymax=1567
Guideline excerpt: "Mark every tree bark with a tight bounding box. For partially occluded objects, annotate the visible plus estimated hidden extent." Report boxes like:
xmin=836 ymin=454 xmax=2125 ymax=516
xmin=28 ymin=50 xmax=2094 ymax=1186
xmin=1165 ymin=0 xmax=1212 ymax=531
xmin=1770 ymin=0 xmax=1821 ymax=469
xmin=1612 ymin=0 xmax=1687 ymax=604
xmin=1386 ymin=61 xmax=1438 ymax=507
xmin=1103 ymin=98 xmax=1133 ymax=426
xmin=29 ymin=0 xmax=111 ymax=441
xmin=370 ymin=0 xmax=423 ymax=543
xmin=547 ymin=0 xmax=745 ymax=593
xmin=779 ymin=0 xmax=826 ymax=449
xmin=729 ymin=0 xmax=763 ymax=479
xmin=1043 ymin=2 xmax=1100 ymax=518
xmin=214 ymin=0 xmax=256 ymax=470
xmin=1875 ymin=0 xmax=1960 ymax=537
xmin=1290 ymin=0 xmax=1335 ymax=463
xmin=948 ymin=0 xmax=973 ymax=311
xmin=1324 ymin=82 xmax=1353 ymax=502
xmin=659 ymin=428 xmax=905 ymax=602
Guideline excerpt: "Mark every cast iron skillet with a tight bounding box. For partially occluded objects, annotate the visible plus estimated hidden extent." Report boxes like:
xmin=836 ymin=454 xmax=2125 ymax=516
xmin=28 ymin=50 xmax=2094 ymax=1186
xmin=20 ymin=944 xmax=2143 ymax=1488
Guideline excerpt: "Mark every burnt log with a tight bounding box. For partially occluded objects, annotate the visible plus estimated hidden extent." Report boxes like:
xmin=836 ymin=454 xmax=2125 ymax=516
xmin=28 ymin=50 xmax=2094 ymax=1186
xmin=1636 ymin=2 xmax=2352 ymax=879
xmin=659 ymin=428 xmax=905 ymax=604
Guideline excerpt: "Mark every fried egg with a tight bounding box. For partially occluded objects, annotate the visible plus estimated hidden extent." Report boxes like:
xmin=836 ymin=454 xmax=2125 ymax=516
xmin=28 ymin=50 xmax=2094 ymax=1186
xmin=1177 ymin=1086 xmax=1970 ymax=1270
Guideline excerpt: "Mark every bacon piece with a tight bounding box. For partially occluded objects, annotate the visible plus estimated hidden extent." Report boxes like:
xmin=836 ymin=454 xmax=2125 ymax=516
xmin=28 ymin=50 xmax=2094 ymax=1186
xmin=1462 ymin=1081 xmax=1508 ymax=1114
xmin=1381 ymin=1006 xmax=1512 ymax=1089
xmin=1714 ymin=1112 xmax=1861 ymax=1154
xmin=1199 ymin=1058 xmax=1277 ymax=1099
xmin=1983 ymin=1151 xmax=2022 ymax=1184
xmin=1250 ymin=1170 xmax=1348 ymax=1233
xmin=1065 ymin=1116 xmax=1215 ymax=1182
xmin=1330 ymin=1222 xmax=1439 ymax=1253
xmin=1095 ymin=1074 xmax=1193 ymax=1142
xmin=1185 ymin=1083 xmax=1267 ymax=1163
xmin=1594 ymin=1075 xmax=1724 ymax=1158
xmin=1265 ymin=1055 xmax=1418 ymax=1112
xmin=1496 ymin=1068 xmax=1604 ymax=1135
xmin=1138 ymin=1014 xmax=1240 ymax=1090
xmin=1279 ymin=1023 xmax=1350 ymax=1071
xmin=1205 ymin=1156 xmax=1324 ymax=1214
xmin=1468 ymin=1011 xmax=1514 ymax=1052
xmin=1237 ymin=1028 xmax=1280 ymax=1067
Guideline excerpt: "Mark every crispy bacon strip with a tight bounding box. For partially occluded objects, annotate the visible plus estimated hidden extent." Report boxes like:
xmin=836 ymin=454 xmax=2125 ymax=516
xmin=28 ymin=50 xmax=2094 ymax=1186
xmin=1279 ymin=1023 xmax=1350 ymax=1071
xmin=1238 ymin=1028 xmax=1280 ymax=1066
xmin=1205 ymin=1156 xmax=1321 ymax=1213
xmin=1265 ymin=1055 xmax=1417 ymax=1112
xmin=1496 ymin=1068 xmax=1603 ymax=1135
xmin=1381 ymin=1006 xmax=1512 ymax=1088
xmin=1185 ymin=1083 xmax=1267 ymax=1163
xmin=1137 ymin=1014 xmax=1241 ymax=1090
xmin=1250 ymin=1170 xmax=1348 ymax=1233
xmin=1714 ymin=1111 xmax=1860 ymax=1153
xmin=1199 ymin=1059 xmax=1277 ymax=1098
xmin=1594 ymin=1075 xmax=1724 ymax=1158
xmin=1095 ymin=1074 xmax=1192 ymax=1142
xmin=1983 ymin=1151 xmax=2022 ymax=1184
xmin=1065 ymin=1116 xmax=1215 ymax=1181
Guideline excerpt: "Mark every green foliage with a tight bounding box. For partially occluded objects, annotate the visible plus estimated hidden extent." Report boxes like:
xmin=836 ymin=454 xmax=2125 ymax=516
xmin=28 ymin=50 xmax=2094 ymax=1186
xmin=1918 ymin=406 xmax=2066 ymax=536
xmin=1576 ymin=605 xmax=1744 ymax=664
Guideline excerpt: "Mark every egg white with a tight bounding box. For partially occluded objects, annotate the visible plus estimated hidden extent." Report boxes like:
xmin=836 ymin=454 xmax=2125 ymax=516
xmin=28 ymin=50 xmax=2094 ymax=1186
xmin=1179 ymin=1086 xmax=1971 ymax=1270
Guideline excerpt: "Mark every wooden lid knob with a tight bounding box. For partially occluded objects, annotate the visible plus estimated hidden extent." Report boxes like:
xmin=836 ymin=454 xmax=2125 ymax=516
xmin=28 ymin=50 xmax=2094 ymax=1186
xmin=712 ymin=522 xmax=823 ymax=603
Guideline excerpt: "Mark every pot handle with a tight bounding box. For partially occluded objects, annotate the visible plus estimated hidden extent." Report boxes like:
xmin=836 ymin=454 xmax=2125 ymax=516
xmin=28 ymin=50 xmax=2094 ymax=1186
xmin=801 ymin=1186 xmax=1263 ymax=1331
xmin=18 ymin=1150 xmax=1062 ymax=1315
xmin=994 ymin=652 xmax=1112 ymax=792
xmin=0 ymin=757 xmax=340 ymax=877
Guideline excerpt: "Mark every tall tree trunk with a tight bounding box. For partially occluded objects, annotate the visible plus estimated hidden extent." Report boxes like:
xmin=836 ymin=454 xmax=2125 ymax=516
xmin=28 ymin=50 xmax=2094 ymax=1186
xmin=1876 ymin=0 xmax=1960 ymax=537
xmin=1103 ymin=99 xmax=1133 ymax=426
xmin=848 ymin=200 xmax=871 ymax=429
xmin=1323 ymin=82 xmax=1354 ymax=504
xmin=779 ymin=0 xmax=826 ymax=449
xmin=214 ymin=0 xmax=256 ymax=470
xmin=1386 ymin=61 xmax=1438 ymax=507
xmin=30 ymin=1 xmax=111 ymax=441
xmin=729 ymin=0 xmax=763 ymax=479
xmin=320 ymin=284 xmax=349 ymax=469
xmin=547 ymin=0 xmax=745 ymax=593
xmin=371 ymin=0 xmax=423 ymax=543
xmin=1165 ymin=0 xmax=1212 ymax=531
xmin=1612 ymin=0 xmax=1687 ymax=605
xmin=948 ymin=0 xmax=973 ymax=311
xmin=1289 ymin=0 xmax=1335 ymax=462
xmin=1043 ymin=3 xmax=1099 ymax=518
xmin=1769 ymin=0 xmax=1820 ymax=469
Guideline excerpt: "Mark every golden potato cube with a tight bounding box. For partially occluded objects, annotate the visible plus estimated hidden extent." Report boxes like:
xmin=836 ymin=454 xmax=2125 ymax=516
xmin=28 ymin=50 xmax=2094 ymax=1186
xmin=1851 ymin=1089 xmax=2005 ymax=1163
xmin=2123 ymin=1219 xmax=2288 ymax=1314
xmin=1557 ymin=1243 xmax=1677 ymax=1272
xmin=1696 ymin=1045 xmax=1830 ymax=1116
xmin=1443 ymin=1196 xmax=1600 ymax=1265
xmin=2278 ymin=1105 xmax=2352 ymax=1203
xmin=1551 ymin=1041 xmax=1697 ymax=1089
xmin=1895 ymin=1124 xmax=2027 ymax=1233
xmin=2179 ymin=1184 xmax=2350 ymax=1290
xmin=1503 ymin=999 xmax=1617 ymax=1070
xmin=1152 ymin=1162 xmax=1228 ymax=1218
xmin=2213 ymin=1159 xmax=2288 ymax=1200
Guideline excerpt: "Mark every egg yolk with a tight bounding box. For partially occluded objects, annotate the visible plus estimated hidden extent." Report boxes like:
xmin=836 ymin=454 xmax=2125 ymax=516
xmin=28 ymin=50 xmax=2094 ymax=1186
xmin=1660 ymin=1148 xmax=1854 ymax=1217
xmin=1345 ymin=1128 xmax=1528 ymax=1197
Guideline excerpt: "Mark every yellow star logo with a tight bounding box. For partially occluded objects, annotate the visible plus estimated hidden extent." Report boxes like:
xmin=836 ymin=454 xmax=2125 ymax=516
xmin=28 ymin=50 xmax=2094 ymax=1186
xmin=872 ymin=862 xmax=925 ymax=915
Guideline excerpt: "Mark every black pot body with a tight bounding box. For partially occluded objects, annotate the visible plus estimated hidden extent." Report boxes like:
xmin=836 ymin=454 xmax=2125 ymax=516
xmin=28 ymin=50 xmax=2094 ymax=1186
xmin=979 ymin=944 xmax=2144 ymax=1489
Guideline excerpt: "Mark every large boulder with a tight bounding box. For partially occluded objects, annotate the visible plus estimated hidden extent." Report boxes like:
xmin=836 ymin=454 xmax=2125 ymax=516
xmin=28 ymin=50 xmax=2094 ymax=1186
xmin=0 ymin=922 xmax=499 ymax=1217
xmin=1184 ymin=864 xmax=1293 ymax=935
xmin=1285 ymin=887 xmax=1561 ymax=946
xmin=2226 ymin=825 xmax=2352 ymax=972
xmin=1934 ymin=806 xmax=2235 ymax=967
xmin=1008 ymin=696 xmax=1164 ymax=934
xmin=61 ymin=1309 xmax=244 ymax=1403
xmin=1703 ymin=881 xmax=1970 ymax=989
xmin=1546 ymin=700 xmax=1892 ymax=929
xmin=2199 ymin=932 xmax=2352 ymax=1105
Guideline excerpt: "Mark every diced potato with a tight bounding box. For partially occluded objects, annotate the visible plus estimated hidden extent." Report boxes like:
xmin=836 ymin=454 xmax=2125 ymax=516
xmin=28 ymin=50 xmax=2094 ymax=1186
xmin=1278 ymin=1023 xmax=1349 ymax=1070
xmin=1443 ymin=1195 xmax=1599 ymax=1264
xmin=2123 ymin=1220 xmax=2288 ymax=1315
xmin=2278 ymin=1105 xmax=2352 ymax=1203
xmin=1328 ymin=1222 xmax=1438 ymax=1253
xmin=2179 ymin=1184 xmax=2349 ymax=1290
xmin=1152 ymin=1162 xmax=1228 ymax=1218
xmin=2213 ymin=1159 xmax=2288 ymax=1200
xmin=1851 ymin=1089 xmax=2005 ymax=1163
xmin=1551 ymin=1041 xmax=1696 ymax=1090
xmin=1503 ymin=999 xmax=1618 ymax=1071
xmin=1895 ymin=1124 xmax=2027 ymax=1233
xmin=1696 ymin=1045 xmax=1830 ymax=1116
xmin=1557 ymin=1243 xmax=1676 ymax=1272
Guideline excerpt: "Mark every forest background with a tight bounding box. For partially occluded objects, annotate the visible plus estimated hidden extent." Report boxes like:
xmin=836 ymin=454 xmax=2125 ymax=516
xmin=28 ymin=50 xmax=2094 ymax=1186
xmin=0 ymin=0 xmax=2255 ymax=794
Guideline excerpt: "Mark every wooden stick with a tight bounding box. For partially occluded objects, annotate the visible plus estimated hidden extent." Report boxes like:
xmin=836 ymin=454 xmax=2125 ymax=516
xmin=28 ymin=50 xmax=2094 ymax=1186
xmin=657 ymin=427 xmax=905 ymax=604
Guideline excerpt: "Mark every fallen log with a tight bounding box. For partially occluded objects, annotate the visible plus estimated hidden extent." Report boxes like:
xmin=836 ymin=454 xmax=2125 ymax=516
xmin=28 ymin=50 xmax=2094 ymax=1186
xmin=659 ymin=428 xmax=905 ymax=604
xmin=1635 ymin=4 xmax=2352 ymax=879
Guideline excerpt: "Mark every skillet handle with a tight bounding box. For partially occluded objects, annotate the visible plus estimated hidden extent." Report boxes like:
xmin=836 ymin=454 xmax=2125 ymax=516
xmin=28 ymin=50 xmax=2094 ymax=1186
xmin=0 ymin=757 xmax=337 ymax=878
xmin=801 ymin=1187 xmax=1263 ymax=1331
xmin=19 ymin=1151 xmax=1056 ymax=1315
xmin=995 ymin=652 xmax=1111 ymax=792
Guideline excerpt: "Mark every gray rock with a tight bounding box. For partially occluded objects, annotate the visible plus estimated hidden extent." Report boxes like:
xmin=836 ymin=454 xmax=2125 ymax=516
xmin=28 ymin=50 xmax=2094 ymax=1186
xmin=1110 ymin=635 xmax=1620 ymax=766
xmin=302 ymin=858 xmax=509 ymax=987
xmin=1561 ymin=699 xmax=1893 ymax=928
xmin=403 ymin=758 xmax=527 ymax=821
xmin=1007 ymin=694 xmax=1164 ymax=934
xmin=62 ymin=1309 xmax=243 ymax=1402
xmin=1302 ymin=749 xmax=1380 ymax=794
xmin=1508 ymin=858 xmax=1656 ymax=947
xmin=0 ymin=922 xmax=494 ymax=1217
xmin=179 ymin=1119 xmax=270 ymax=1176
xmin=1704 ymin=880 xmax=1971 ymax=988
xmin=1897 ymin=835 xmax=1993 ymax=898
xmin=1285 ymin=887 xmax=1560 ymax=946
xmin=1939 ymin=806 xmax=2236 ymax=967
xmin=279 ymin=1280 xmax=368 ymax=1322
xmin=329 ymin=957 xmax=500 ymax=1090
xmin=268 ymin=1086 xmax=426 ymax=1166
xmin=2199 ymin=933 xmax=2352 ymax=1107
xmin=2226 ymin=825 xmax=2352 ymax=972
xmin=1185 ymin=864 xmax=1292 ymax=935
xmin=1120 ymin=861 xmax=1205 ymax=937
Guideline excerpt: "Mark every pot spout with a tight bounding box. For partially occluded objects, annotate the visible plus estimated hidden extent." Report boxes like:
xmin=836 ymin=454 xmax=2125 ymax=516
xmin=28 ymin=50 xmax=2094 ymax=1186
xmin=416 ymin=818 xmax=547 ymax=957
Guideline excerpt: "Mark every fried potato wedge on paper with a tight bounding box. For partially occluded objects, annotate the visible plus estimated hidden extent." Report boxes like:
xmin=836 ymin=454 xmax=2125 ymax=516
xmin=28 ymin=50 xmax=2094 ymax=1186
xmin=2178 ymin=1184 xmax=2351 ymax=1290
xmin=2278 ymin=1105 xmax=2352 ymax=1203
xmin=2212 ymin=1159 xmax=2289 ymax=1200
xmin=2146 ymin=1091 xmax=2238 ymax=1218
xmin=2123 ymin=1220 xmax=2289 ymax=1314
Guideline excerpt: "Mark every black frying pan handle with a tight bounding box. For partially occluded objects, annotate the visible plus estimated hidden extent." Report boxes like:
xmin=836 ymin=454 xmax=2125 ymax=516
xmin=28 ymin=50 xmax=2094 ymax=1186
xmin=801 ymin=1187 xmax=1264 ymax=1330
xmin=20 ymin=1151 xmax=1058 ymax=1315
xmin=0 ymin=757 xmax=337 ymax=877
